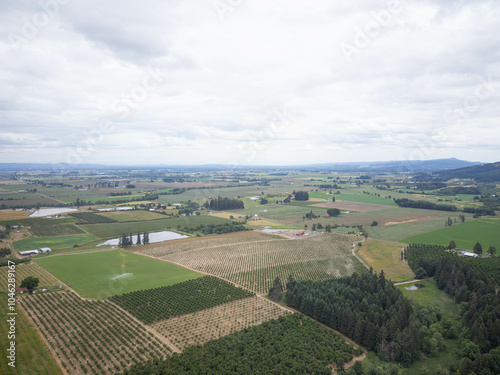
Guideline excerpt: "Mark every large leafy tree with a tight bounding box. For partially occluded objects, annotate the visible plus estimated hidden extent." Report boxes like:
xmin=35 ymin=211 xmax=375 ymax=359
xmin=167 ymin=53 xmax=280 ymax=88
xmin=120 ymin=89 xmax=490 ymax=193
xmin=20 ymin=276 xmax=39 ymax=293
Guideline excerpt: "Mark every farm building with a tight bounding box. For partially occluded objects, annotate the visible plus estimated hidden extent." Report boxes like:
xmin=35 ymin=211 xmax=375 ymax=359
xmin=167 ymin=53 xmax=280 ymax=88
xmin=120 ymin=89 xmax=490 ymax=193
xmin=40 ymin=247 xmax=52 ymax=253
xmin=16 ymin=287 xmax=28 ymax=293
xmin=463 ymin=252 xmax=479 ymax=258
xmin=323 ymin=214 xmax=330 ymax=218
xmin=252 ymin=214 xmax=260 ymax=221
xmin=19 ymin=250 xmax=39 ymax=256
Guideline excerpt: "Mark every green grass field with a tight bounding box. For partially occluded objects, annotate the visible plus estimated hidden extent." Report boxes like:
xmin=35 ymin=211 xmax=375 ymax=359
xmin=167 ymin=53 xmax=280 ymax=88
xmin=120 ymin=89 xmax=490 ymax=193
xmin=58 ymin=195 xmax=145 ymax=204
xmin=35 ymin=250 xmax=202 ymax=299
xmin=365 ymin=218 xmax=451 ymax=242
xmin=402 ymin=217 xmax=500 ymax=250
xmin=397 ymin=279 xmax=461 ymax=320
xmin=81 ymin=216 xmax=232 ymax=238
xmin=98 ymin=210 xmax=168 ymax=222
xmin=13 ymin=234 xmax=96 ymax=251
xmin=0 ymin=295 xmax=61 ymax=375
xmin=310 ymin=191 xmax=397 ymax=206
xmin=358 ymin=239 xmax=414 ymax=282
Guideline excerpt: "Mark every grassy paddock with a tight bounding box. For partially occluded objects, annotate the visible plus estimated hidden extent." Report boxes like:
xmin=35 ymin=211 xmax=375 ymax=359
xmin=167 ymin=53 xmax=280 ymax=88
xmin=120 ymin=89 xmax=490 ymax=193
xmin=34 ymin=250 xmax=202 ymax=299
xmin=403 ymin=217 xmax=500 ymax=250
xmin=13 ymin=234 xmax=96 ymax=251
xmin=98 ymin=210 xmax=168 ymax=222
xmin=358 ymin=239 xmax=414 ymax=282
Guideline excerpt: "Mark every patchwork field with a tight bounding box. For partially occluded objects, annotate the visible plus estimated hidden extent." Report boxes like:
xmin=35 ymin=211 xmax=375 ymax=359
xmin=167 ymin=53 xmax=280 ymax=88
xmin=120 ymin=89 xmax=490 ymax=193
xmin=357 ymin=239 xmax=414 ymax=282
xmin=152 ymin=296 xmax=289 ymax=351
xmin=142 ymin=233 xmax=365 ymax=294
xmin=0 ymin=295 xmax=61 ymax=375
xmin=18 ymin=291 xmax=172 ymax=375
xmin=34 ymin=250 xmax=202 ymax=299
xmin=403 ymin=217 xmax=500 ymax=251
xmin=0 ymin=262 xmax=62 ymax=291
xmin=81 ymin=216 xmax=232 ymax=238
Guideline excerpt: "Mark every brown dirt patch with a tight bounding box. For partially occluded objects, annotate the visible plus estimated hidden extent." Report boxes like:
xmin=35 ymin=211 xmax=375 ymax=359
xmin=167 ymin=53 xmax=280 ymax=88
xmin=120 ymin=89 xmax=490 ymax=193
xmin=385 ymin=216 xmax=441 ymax=225
xmin=311 ymin=201 xmax=389 ymax=212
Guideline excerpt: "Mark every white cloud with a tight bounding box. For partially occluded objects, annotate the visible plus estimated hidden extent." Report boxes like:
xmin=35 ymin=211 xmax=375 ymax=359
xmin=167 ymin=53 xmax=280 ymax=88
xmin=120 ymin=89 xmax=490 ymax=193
xmin=0 ymin=0 xmax=499 ymax=165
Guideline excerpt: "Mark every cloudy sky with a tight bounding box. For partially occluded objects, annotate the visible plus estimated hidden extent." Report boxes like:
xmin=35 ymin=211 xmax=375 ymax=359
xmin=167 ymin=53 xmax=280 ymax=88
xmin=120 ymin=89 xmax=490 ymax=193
xmin=1 ymin=0 xmax=499 ymax=166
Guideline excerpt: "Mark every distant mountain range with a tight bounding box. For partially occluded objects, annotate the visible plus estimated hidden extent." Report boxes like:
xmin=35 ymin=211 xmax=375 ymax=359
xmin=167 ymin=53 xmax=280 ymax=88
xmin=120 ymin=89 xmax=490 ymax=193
xmin=0 ymin=158 xmax=481 ymax=173
xmin=433 ymin=161 xmax=500 ymax=182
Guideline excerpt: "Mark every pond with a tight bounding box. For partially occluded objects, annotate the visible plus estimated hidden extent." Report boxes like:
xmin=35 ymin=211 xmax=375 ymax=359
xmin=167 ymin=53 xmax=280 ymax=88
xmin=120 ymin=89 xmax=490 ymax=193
xmin=97 ymin=231 xmax=188 ymax=246
xmin=29 ymin=208 xmax=78 ymax=217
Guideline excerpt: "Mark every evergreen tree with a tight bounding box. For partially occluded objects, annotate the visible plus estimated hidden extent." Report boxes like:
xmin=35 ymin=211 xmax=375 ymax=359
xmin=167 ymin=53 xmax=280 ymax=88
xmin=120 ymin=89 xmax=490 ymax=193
xmin=488 ymin=246 xmax=496 ymax=256
xmin=268 ymin=277 xmax=283 ymax=302
xmin=473 ymin=242 xmax=483 ymax=255
xmin=136 ymin=232 xmax=142 ymax=245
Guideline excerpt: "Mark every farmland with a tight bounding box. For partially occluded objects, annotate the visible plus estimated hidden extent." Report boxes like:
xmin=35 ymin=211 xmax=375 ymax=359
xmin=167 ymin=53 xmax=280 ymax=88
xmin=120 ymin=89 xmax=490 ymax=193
xmin=152 ymin=296 xmax=289 ymax=351
xmin=403 ymin=217 xmax=500 ymax=250
xmin=34 ymin=250 xmax=202 ymax=299
xmin=69 ymin=212 xmax=117 ymax=224
xmin=109 ymin=276 xmax=254 ymax=324
xmin=0 ymin=295 xmax=61 ymax=375
xmin=127 ymin=313 xmax=356 ymax=374
xmin=28 ymin=224 xmax=86 ymax=237
xmin=142 ymin=233 xmax=366 ymax=294
xmin=18 ymin=291 xmax=173 ymax=375
xmin=81 ymin=215 xmax=232 ymax=239
xmin=0 ymin=262 xmax=62 ymax=291
xmin=13 ymin=234 xmax=97 ymax=252
xmin=98 ymin=210 xmax=167 ymax=222
xmin=357 ymin=239 xmax=414 ymax=282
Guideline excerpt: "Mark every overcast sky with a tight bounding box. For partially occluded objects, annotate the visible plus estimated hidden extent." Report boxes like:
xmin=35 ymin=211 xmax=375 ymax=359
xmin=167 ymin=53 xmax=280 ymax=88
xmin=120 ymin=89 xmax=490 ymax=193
xmin=1 ymin=0 xmax=499 ymax=166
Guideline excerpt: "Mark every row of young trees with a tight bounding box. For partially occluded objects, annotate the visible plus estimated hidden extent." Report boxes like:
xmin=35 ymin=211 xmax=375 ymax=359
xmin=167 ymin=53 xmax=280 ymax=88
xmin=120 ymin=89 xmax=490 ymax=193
xmin=119 ymin=232 xmax=150 ymax=247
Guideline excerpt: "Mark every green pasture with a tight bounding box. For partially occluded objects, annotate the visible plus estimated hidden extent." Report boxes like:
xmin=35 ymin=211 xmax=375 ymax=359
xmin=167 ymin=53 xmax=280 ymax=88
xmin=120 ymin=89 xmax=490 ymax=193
xmin=309 ymin=191 xmax=397 ymax=206
xmin=13 ymin=234 xmax=97 ymax=251
xmin=35 ymin=250 xmax=202 ymax=299
xmin=403 ymin=217 xmax=500 ymax=251
xmin=81 ymin=215 xmax=232 ymax=238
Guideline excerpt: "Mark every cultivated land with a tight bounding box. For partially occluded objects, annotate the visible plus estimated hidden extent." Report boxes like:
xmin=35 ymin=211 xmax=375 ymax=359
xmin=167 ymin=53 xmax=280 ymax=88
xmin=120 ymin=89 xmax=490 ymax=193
xmin=0 ymin=295 xmax=61 ymax=375
xmin=1 ymin=166 xmax=499 ymax=373
xmin=81 ymin=215 xmax=232 ymax=238
xmin=0 ymin=262 xmax=62 ymax=291
xmin=357 ymin=239 xmax=414 ymax=282
xmin=142 ymin=232 xmax=365 ymax=294
xmin=403 ymin=217 xmax=500 ymax=250
xmin=34 ymin=250 xmax=202 ymax=299
xmin=98 ymin=210 xmax=167 ymax=222
xmin=152 ymin=296 xmax=290 ymax=351
xmin=18 ymin=291 xmax=173 ymax=375
xmin=13 ymin=234 xmax=97 ymax=251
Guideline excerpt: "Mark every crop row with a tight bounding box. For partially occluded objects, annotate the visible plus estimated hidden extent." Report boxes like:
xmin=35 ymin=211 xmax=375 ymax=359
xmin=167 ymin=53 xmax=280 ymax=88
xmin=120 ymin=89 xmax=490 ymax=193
xmin=141 ymin=231 xmax=279 ymax=256
xmin=29 ymin=224 xmax=86 ymax=237
xmin=19 ymin=291 xmax=172 ymax=375
xmin=143 ymin=233 xmax=363 ymax=294
xmin=0 ymin=262 xmax=61 ymax=291
xmin=69 ymin=212 xmax=118 ymax=224
xmin=151 ymin=296 xmax=290 ymax=351
xmin=109 ymin=276 xmax=254 ymax=324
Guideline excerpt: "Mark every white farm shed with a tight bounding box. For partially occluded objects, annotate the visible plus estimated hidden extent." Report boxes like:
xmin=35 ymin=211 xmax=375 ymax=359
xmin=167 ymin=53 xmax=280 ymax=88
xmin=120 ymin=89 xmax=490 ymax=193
xmin=40 ymin=247 xmax=52 ymax=253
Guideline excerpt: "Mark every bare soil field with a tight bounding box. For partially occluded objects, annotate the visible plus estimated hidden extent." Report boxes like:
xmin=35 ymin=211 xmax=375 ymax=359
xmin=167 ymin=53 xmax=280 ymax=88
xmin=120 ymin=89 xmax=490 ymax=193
xmin=311 ymin=201 xmax=389 ymax=212
xmin=151 ymin=296 xmax=289 ymax=351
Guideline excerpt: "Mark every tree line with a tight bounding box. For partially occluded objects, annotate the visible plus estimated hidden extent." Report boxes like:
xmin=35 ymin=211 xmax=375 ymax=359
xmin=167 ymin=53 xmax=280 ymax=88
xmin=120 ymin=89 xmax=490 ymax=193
xmin=203 ymin=197 xmax=244 ymax=210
